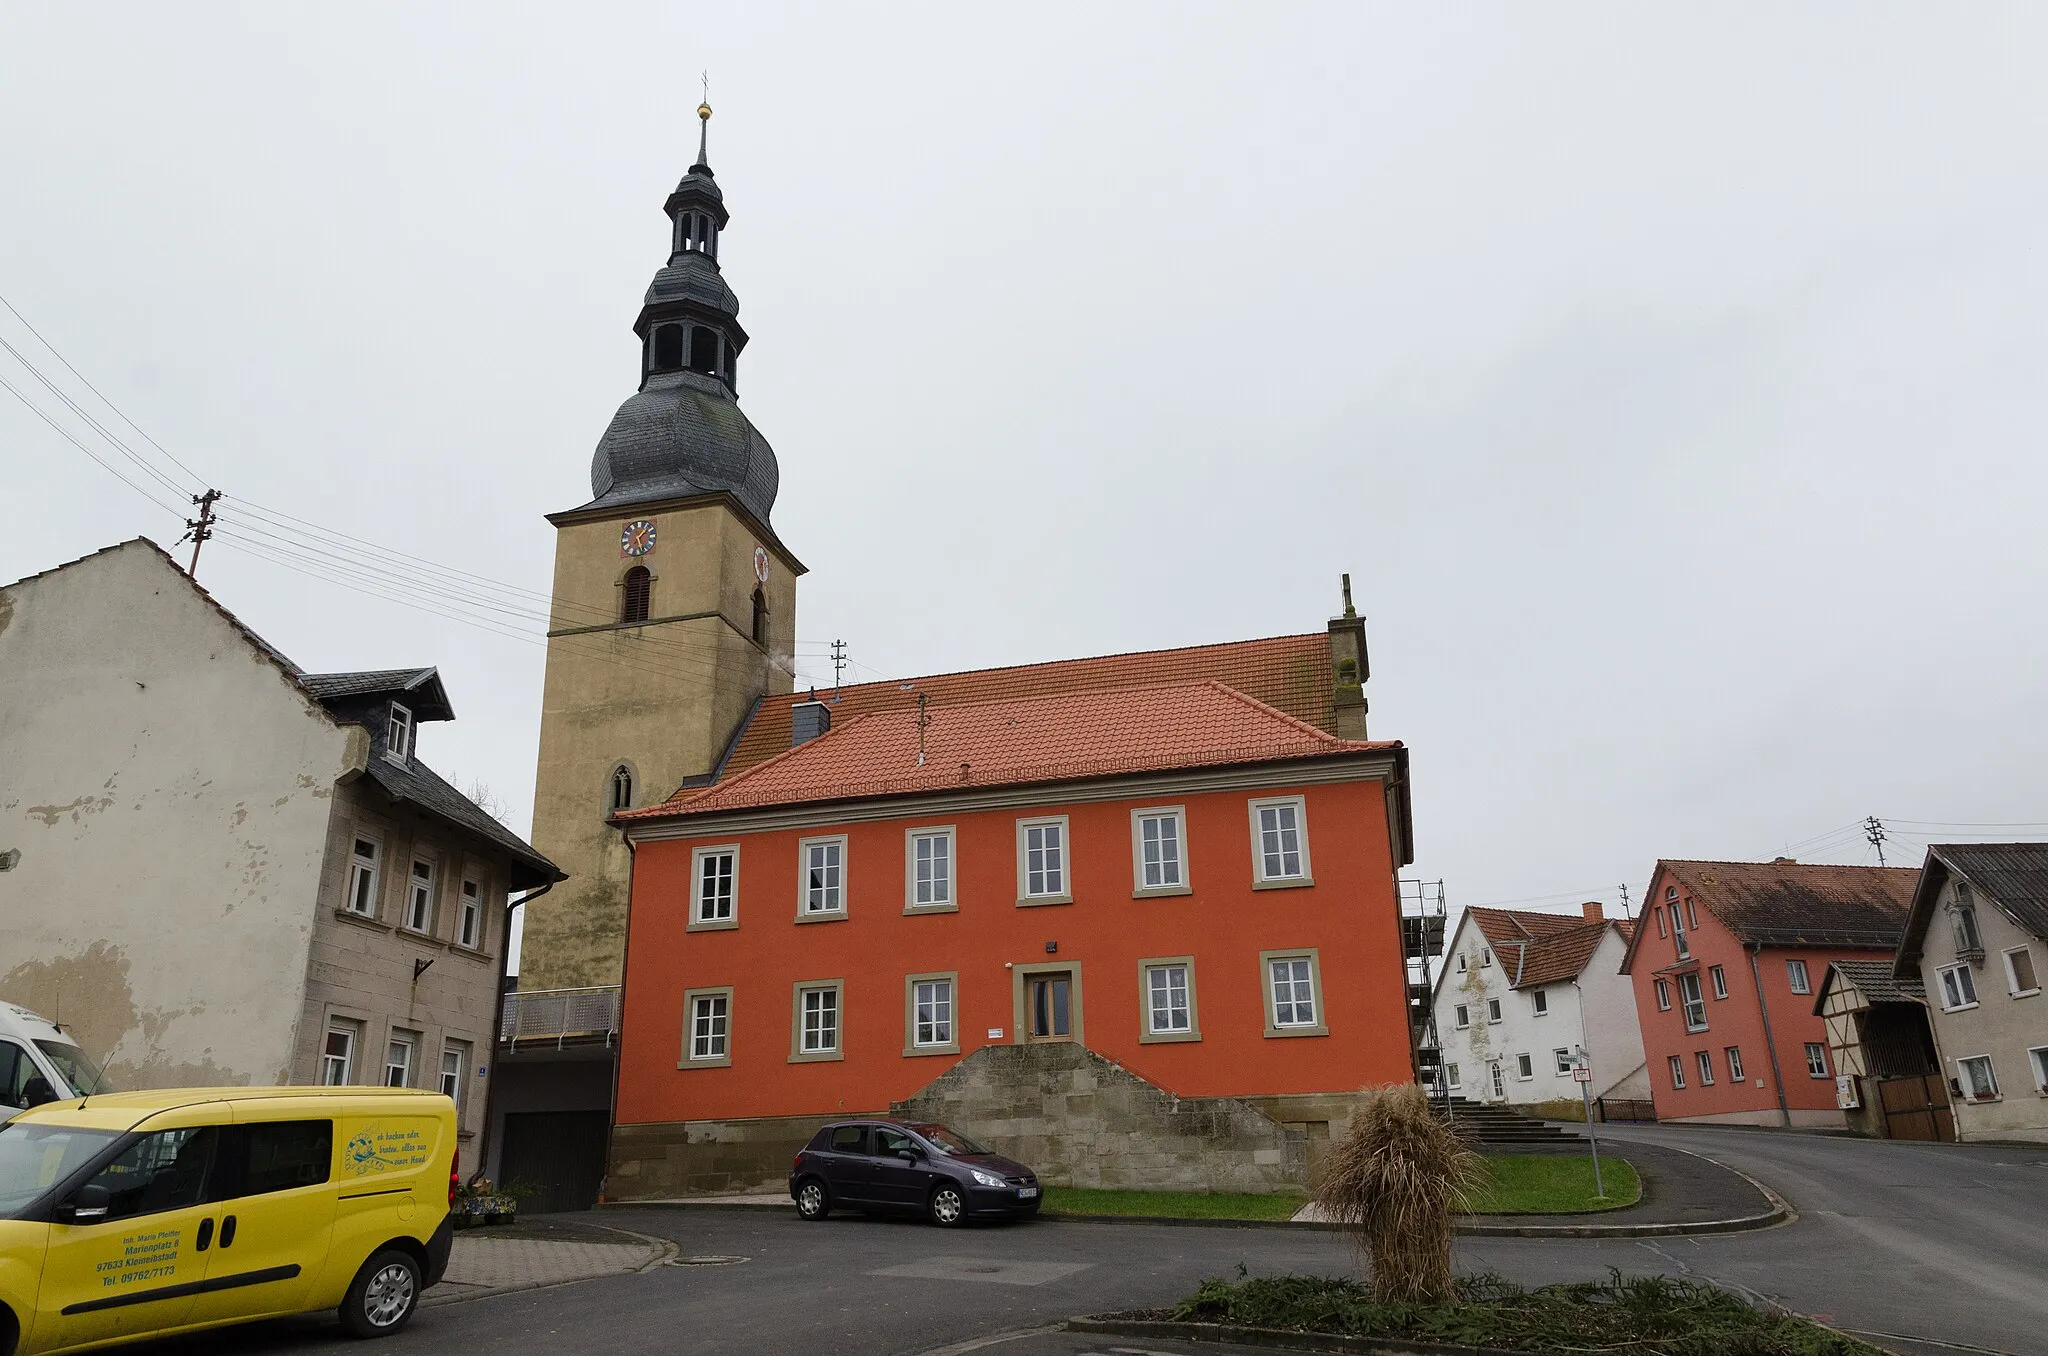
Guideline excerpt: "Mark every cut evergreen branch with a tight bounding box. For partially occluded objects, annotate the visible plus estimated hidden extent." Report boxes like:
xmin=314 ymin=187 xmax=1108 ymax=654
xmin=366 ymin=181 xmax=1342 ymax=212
xmin=1311 ymin=1082 xmax=1480 ymax=1303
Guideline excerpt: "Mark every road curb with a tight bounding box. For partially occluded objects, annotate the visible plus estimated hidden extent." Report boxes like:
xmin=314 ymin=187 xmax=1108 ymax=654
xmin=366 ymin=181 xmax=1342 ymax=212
xmin=1066 ymin=1316 xmax=1520 ymax=1354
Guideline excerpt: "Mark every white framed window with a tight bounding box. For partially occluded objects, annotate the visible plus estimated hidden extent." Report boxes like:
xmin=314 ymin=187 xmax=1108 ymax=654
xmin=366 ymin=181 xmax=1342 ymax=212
xmin=1686 ymin=899 xmax=1699 ymax=931
xmin=344 ymin=837 xmax=380 ymax=917
xmin=1456 ymin=953 xmax=1468 ymax=973
xmin=322 ymin=1022 xmax=358 ymax=1085
xmin=792 ymin=983 xmax=841 ymax=1059
xmin=1017 ymin=816 xmax=1069 ymax=902
xmin=1709 ymin=965 xmax=1728 ymax=999
xmin=1668 ymin=1054 xmax=1686 ymax=1090
xmin=1952 ymin=888 xmax=1984 ymax=956
xmin=690 ymin=846 xmax=738 ymax=928
xmin=1678 ymin=972 xmax=1708 ymax=1032
xmin=1447 ymin=1062 xmax=1461 ymax=1090
xmin=1804 ymin=1042 xmax=1829 ymax=1079
xmin=684 ymin=989 xmax=732 ymax=1065
xmin=1654 ymin=979 xmax=1671 ymax=1011
xmin=1141 ymin=961 xmax=1196 ymax=1040
xmin=1513 ymin=1052 xmax=1533 ymax=1080
xmin=1132 ymin=807 xmax=1188 ymax=894
xmin=1485 ymin=997 xmax=1502 ymax=1024
xmin=457 ymin=878 xmax=483 ymax=949
xmin=2004 ymin=946 xmax=2039 ymax=998
xmin=2028 ymin=1046 xmax=2048 ymax=1096
xmin=385 ymin=702 xmax=414 ymax=764
xmin=905 ymin=827 xmax=955 ymax=911
xmin=385 ymin=1031 xmax=416 ymax=1088
xmin=1553 ymin=1048 xmax=1573 ymax=1075
xmin=1786 ymin=959 xmax=1811 ymax=995
xmin=404 ymin=859 xmax=436 ymax=934
xmin=799 ymin=836 xmax=847 ymax=918
xmin=1261 ymin=950 xmax=1325 ymax=1036
xmin=1248 ymin=796 xmax=1311 ymax=885
xmin=1453 ymin=1003 xmax=1470 ymax=1030
xmin=1531 ymin=988 xmax=1548 ymax=1016
xmin=1670 ymin=905 xmax=1690 ymax=959
xmin=1726 ymin=1046 xmax=1745 ymax=1081
xmin=1938 ymin=962 xmax=1979 ymax=1011
xmin=913 ymin=978 xmax=954 ymax=1048
xmin=439 ymin=1043 xmax=467 ymax=1104
xmin=1480 ymin=946 xmax=1493 ymax=968
xmin=1655 ymin=906 xmax=1668 ymax=939
xmin=1696 ymin=1050 xmax=1715 ymax=1086
xmin=1957 ymin=1054 xmax=1999 ymax=1102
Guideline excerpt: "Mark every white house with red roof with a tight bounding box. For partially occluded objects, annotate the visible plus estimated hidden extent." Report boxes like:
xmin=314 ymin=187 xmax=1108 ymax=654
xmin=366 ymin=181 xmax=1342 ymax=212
xmin=1432 ymin=904 xmax=1647 ymax=1108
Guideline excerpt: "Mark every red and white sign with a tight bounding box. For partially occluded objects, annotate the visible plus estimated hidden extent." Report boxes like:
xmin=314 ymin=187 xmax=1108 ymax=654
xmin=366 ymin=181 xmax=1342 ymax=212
xmin=753 ymin=546 xmax=770 ymax=584
xmin=1572 ymin=1066 xmax=1593 ymax=1083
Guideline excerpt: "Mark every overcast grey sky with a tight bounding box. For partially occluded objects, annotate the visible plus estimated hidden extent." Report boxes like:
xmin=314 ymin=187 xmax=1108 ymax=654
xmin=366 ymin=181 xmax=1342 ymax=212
xmin=6 ymin=4 xmax=2047 ymax=949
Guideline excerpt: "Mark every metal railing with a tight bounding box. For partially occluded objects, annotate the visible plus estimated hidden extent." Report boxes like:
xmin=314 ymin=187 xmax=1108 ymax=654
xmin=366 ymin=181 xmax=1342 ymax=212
xmin=499 ymin=985 xmax=621 ymax=1048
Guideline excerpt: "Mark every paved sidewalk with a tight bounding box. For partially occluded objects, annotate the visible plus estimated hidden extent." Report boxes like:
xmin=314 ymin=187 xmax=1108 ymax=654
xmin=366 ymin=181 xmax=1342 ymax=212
xmin=423 ymin=1225 xmax=674 ymax=1306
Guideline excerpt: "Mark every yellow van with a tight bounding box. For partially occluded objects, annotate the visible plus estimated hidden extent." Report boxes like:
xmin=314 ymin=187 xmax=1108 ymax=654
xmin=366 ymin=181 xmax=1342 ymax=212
xmin=0 ymin=1087 xmax=457 ymax=1353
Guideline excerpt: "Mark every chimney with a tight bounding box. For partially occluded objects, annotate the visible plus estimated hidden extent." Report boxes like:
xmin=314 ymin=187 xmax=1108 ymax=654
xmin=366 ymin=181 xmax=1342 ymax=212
xmin=1581 ymin=901 xmax=1605 ymax=923
xmin=791 ymin=700 xmax=832 ymax=747
xmin=1328 ymin=573 xmax=1370 ymax=739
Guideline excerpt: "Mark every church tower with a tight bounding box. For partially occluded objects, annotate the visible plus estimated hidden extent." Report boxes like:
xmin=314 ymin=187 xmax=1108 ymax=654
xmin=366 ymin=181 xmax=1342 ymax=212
xmin=522 ymin=103 xmax=803 ymax=989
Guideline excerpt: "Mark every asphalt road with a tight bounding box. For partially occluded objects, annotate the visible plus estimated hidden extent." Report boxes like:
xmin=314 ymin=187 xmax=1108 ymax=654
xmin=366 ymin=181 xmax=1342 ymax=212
xmin=117 ymin=1124 xmax=2048 ymax=1356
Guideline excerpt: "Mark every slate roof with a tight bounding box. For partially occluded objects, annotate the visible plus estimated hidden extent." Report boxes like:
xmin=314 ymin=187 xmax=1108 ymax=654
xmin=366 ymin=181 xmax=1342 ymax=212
xmin=1896 ymin=842 xmax=2048 ymax=974
xmin=1466 ymin=908 xmax=1630 ymax=989
xmin=361 ymin=756 xmax=563 ymax=890
xmin=621 ymin=679 xmax=1400 ymax=821
xmin=1661 ymin=859 xmax=1917 ymax=948
xmin=720 ymin=632 xmax=1339 ymax=781
xmin=582 ymin=369 xmax=780 ymax=526
xmin=298 ymin=668 xmax=455 ymax=721
xmin=1815 ymin=959 xmax=1927 ymax=1016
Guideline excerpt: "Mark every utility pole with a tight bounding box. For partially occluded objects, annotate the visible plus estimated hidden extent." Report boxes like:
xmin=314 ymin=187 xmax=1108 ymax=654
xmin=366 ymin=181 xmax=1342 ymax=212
xmin=183 ymin=489 xmax=221 ymax=578
xmin=914 ymin=691 xmax=930 ymax=767
xmin=830 ymin=639 xmax=848 ymax=698
xmin=1617 ymin=883 xmax=1631 ymax=919
xmin=1864 ymin=816 xmax=1888 ymax=867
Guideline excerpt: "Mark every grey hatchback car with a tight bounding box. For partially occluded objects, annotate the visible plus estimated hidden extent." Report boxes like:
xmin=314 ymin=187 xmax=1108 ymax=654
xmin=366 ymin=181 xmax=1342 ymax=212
xmin=789 ymin=1120 xmax=1041 ymax=1226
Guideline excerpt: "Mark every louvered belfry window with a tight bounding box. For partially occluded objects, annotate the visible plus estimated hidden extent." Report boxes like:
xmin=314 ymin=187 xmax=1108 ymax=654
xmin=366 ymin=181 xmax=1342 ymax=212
xmin=621 ymin=566 xmax=651 ymax=623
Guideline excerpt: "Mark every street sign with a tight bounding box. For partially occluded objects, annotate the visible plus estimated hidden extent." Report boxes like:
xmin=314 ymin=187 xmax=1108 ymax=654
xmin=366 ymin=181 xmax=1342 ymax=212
xmin=1572 ymin=1066 xmax=1592 ymax=1083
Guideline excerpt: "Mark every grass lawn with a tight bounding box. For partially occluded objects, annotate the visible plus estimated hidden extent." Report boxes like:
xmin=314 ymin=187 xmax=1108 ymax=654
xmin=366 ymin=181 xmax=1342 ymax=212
xmin=1463 ymin=1154 xmax=1640 ymax=1214
xmin=1041 ymin=1187 xmax=1305 ymax=1220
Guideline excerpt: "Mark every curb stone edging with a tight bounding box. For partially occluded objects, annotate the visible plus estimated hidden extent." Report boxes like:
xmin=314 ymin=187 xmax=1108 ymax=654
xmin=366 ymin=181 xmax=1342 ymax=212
xmin=1066 ymin=1316 xmax=1523 ymax=1355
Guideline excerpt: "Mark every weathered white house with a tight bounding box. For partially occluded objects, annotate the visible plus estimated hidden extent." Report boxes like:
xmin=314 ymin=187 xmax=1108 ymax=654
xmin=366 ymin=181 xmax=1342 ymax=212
xmin=1895 ymin=843 xmax=2048 ymax=1143
xmin=1431 ymin=903 xmax=1648 ymax=1108
xmin=0 ymin=540 xmax=562 ymax=1170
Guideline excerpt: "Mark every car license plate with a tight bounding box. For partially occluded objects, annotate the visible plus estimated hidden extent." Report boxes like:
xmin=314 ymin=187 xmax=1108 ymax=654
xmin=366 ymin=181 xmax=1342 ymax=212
xmin=1018 ymin=1186 xmax=1038 ymax=1199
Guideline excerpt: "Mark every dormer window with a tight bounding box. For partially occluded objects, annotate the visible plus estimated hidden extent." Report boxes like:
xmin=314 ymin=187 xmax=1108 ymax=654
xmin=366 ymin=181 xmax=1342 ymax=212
xmin=385 ymin=703 xmax=414 ymax=764
xmin=1951 ymin=883 xmax=1985 ymax=960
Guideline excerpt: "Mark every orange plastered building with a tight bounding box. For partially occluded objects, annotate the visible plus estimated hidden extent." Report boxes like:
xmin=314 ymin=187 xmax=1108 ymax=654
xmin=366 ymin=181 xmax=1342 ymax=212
xmin=604 ymin=632 xmax=1417 ymax=1196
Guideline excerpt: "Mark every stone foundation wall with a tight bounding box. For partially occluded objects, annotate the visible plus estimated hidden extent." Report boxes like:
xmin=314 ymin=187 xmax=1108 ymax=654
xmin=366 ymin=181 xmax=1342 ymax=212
xmin=609 ymin=1110 xmax=886 ymax=1199
xmin=892 ymin=1044 xmax=1307 ymax=1193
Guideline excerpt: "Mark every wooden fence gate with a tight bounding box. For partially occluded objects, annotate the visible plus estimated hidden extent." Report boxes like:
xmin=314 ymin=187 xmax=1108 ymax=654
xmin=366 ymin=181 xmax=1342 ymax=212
xmin=1876 ymin=1074 xmax=1955 ymax=1142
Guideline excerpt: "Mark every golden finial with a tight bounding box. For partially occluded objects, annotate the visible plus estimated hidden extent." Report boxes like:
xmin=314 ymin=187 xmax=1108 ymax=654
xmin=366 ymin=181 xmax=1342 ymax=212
xmin=699 ymin=70 xmax=712 ymax=121
xmin=694 ymin=72 xmax=713 ymax=166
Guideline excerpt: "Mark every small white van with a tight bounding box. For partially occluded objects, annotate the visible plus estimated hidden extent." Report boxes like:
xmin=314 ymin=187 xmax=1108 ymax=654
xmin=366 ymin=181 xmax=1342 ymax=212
xmin=0 ymin=1006 xmax=110 ymax=1119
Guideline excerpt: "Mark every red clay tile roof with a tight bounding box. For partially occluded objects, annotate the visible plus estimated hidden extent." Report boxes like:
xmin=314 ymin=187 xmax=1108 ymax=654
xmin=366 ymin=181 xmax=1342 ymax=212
xmin=724 ymin=632 xmax=1336 ymax=780
xmin=1663 ymin=859 xmax=1917 ymax=949
xmin=622 ymin=679 xmax=1398 ymax=820
xmin=1467 ymin=908 xmax=1625 ymax=989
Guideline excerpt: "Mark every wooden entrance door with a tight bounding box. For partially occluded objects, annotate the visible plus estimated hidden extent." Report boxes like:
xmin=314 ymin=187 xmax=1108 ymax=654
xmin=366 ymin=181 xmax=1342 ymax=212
xmin=1488 ymin=1061 xmax=1505 ymax=1101
xmin=1877 ymin=1074 xmax=1956 ymax=1142
xmin=1026 ymin=972 xmax=1074 ymax=1041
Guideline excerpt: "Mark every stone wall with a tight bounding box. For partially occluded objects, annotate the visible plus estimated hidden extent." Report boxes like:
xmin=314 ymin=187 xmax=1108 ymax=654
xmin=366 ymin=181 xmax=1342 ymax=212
xmin=891 ymin=1043 xmax=1306 ymax=1193
xmin=610 ymin=1112 xmax=885 ymax=1198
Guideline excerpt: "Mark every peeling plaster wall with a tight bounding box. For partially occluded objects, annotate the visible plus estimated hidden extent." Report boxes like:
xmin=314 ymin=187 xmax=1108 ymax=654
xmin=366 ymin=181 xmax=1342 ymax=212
xmin=0 ymin=543 xmax=348 ymax=1087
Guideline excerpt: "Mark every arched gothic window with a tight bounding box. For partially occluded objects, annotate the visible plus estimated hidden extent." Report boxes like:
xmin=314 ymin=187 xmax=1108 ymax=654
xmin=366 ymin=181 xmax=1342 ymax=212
xmin=610 ymin=764 xmax=634 ymax=812
xmin=751 ymin=585 xmax=768 ymax=646
xmin=621 ymin=566 xmax=651 ymax=623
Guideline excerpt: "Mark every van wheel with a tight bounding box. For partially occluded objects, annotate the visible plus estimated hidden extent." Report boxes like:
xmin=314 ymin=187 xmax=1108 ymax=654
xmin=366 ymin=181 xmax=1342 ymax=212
xmin=339 ymin=1248 xmax=422 ymax=1338
xmin=795 ymin=1177 xmax=831 ymax=1220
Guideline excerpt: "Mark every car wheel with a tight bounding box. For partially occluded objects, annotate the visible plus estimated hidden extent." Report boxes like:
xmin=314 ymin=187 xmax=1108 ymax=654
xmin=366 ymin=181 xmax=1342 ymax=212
xmin=339 ymin=1247 xmax=421 ymax=1339
xmin=796 ymin=1177 xmax=832 ymax=1220
xmin=928 ymin=1183 xmax=966 ymax=1227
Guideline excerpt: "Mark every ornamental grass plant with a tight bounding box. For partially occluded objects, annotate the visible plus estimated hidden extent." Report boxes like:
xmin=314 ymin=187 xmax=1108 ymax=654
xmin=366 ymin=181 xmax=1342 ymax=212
xmin=1311 ymin=1083 xmax=1480 ymax=1303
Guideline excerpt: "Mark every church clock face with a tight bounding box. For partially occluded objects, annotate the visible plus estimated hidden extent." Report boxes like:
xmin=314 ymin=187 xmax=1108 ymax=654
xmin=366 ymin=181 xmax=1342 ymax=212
xmin=753 ymin=546 xmax=770 ymax=584
xmin=620 ymin=520 xmax=657 ymax=558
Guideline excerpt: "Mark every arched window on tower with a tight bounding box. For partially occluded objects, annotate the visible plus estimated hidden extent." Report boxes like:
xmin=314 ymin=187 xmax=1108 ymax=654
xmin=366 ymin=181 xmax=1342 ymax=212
xmin=610 ymin=764 xmax=634 ymax=812
xmin=652 ymin=324 xmax=684 ymax=373
xmin=621 ymin=566 xmax=651 ymax=624
xmin=689 ymin=326 xmax=719 ymax=375
xmin=751 ymin=585 xmax=768 ymax=646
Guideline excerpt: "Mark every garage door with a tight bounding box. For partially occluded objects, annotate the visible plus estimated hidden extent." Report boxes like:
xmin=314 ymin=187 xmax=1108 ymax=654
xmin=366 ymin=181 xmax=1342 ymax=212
xmin=500 ymin=1110 xmax=610 ymax=1213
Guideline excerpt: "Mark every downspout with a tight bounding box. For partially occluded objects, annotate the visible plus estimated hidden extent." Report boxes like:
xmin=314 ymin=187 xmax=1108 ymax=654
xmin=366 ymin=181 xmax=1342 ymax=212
xmin=1746 ymin=944 xmax=1793 ymax=1128
xmin=601 ymin=830 xmax=638 ymax=1205
xmin=472 ymin=878 xmax=554 ymax=1184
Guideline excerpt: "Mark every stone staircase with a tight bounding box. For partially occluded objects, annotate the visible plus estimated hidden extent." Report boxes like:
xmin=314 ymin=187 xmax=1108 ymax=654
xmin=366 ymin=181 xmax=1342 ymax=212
xmin=1433 ymin=1096 xmax=1584 ymax=1148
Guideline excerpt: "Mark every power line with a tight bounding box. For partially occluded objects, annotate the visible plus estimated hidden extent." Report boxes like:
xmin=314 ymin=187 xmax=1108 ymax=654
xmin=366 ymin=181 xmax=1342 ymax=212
xmin=0 ymin=371 xmax=187 ymax=518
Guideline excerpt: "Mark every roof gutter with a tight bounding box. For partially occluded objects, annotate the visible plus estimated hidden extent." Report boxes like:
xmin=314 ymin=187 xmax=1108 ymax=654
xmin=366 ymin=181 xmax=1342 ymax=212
xmin=1745 ymin=944 xmax=1793 ymax=1129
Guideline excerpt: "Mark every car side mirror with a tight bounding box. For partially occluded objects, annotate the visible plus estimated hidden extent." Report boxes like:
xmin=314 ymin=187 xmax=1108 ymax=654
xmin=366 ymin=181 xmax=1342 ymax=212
xmin=57 ymin=1184 xmax=111 ymax=1224
xmin=19 ymin=1077 xmax=57 ymax=1109
xmin=896 ymin=1148 xmax=922 ymax=1162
